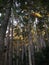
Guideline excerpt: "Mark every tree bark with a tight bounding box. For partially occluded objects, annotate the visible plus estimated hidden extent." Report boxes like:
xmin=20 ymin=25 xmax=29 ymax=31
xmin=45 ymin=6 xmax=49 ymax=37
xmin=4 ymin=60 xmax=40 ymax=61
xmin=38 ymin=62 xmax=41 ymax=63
xmin=0 ymin=0 xmax=12 ymax=65
xmin=27 ymin=24 xmax=35 ymax=65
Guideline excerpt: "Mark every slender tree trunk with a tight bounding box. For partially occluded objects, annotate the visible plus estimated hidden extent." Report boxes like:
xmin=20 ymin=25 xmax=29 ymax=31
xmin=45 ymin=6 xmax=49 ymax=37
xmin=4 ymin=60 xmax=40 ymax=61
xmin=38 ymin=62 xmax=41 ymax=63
xmin=27 ymin=24 xmax=35 ymax=65
xmin=9 ymin=8 xmax=14 ymax=65
xmin=16 ymin=39 xmax=19 ymax=65
xmin=4 ymin=22 xmax=10 ymax=65
xmin=0 ymin=0 xmax=12 ymax=65
xmin=21 ymin=40 xmax=25 ymax=63
xmin=28 ymin=32 xmax=35 ymax=65
xmin=6 ymin=22 xmax=10 ymax=65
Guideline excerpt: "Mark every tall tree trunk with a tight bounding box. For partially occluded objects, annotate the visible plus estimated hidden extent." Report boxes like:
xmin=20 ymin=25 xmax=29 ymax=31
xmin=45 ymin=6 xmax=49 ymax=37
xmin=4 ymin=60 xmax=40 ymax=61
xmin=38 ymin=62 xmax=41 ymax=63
xmin=28 ymin=32 xmax=35 ymax=65
xmin=6 ymin=22 xmax=10 ymax=65
xmin=9 ymin=8 xmax=14 ymax=65
xmin=16 ymin=39 xmax=20 ymax=65
xmin=27 ymin=24 xmax=35 ymax=65
xmin=0 ymin=0 xmax=12 ymax=65
xmin=4 ymin=22 xmax=10 ymax=65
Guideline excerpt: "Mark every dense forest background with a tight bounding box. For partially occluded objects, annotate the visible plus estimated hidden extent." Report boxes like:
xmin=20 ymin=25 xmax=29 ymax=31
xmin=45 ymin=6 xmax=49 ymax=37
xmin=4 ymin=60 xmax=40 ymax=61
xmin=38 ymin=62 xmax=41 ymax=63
xmin=0 ymin=0 xmax=49 ymax=65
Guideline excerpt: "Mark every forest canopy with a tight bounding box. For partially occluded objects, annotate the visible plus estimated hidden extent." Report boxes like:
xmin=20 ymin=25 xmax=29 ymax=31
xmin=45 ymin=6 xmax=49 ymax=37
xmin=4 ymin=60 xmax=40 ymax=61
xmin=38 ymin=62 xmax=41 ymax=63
xmin=0 ymin=0 xmax=49 ymax=65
